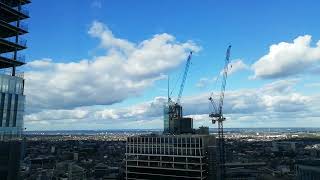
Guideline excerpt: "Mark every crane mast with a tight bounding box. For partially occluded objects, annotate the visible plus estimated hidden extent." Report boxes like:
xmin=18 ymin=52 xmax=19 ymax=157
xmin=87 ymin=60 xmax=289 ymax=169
xmin=209 ymin=45 xmax=231 ymax=180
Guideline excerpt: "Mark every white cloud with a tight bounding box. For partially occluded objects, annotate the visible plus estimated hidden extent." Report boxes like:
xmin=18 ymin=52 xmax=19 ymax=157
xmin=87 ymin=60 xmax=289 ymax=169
xmin=94 ymin=96 xmax=166 ymax=120
xmin=25 ymin=21 xmax=199 ymax=110
xmin=23 ymin=25 xmax=320 ymax=130
xmin=88 ymin=21 xmax=135 ymax=54
xmin=28 ymin=58 xmax=53 ymax=69
xmin=252 ymin=35 xmax=320 ymax=79
xmin=228 ymin=59 xmax=249 ymax=75
xmin=196 ymin=77 xmax=212 ymax=88
xmin=25 ymin=109 xmax=89 ymax=122
xmin=25 ymin=79 xmax=320 ymax=130
xmin=197 ymin=59 xmax=248 ymax=88
xmin=260 ymin=78 xmax=299 ymax=94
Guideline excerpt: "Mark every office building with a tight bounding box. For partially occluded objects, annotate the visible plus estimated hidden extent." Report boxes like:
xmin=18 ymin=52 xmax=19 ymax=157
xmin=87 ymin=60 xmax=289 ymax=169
xmin=0 ymin=0 xmax=30 ymax=179
xmin=126 ymin=134 xmax=216 ymax=180
xmin=126 ymin=100 xmax=216 ymax=179
xmin=0 ymin=0 xmax=29 ymax=138
xmin=295 ymin=160 xmax=320 ymax=180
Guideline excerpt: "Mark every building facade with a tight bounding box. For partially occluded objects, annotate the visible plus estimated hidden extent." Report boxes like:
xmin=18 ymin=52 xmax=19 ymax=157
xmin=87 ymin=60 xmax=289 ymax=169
xmin=125 ymin=134 xmax=216 ymax=180
xmin=164 ymin=103 xmax=194 ymax=135
xmin=127 ymin=76 xmax=216 ymax=179
xmin=0 ymin=0 xmax=28 ymax=137
xmin=295 ymin=160 xmax=320 ymax=180
xmin=0 ymin=74 xmax=25 ymax=139
xmin=0 ymin=0 xmax=30 ymax=179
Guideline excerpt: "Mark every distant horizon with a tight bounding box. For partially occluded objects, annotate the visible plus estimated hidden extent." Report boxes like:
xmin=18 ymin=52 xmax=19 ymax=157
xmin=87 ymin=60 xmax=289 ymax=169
xmin=25 ymin=0 xmax=320 ymax=130
xmin=25 ymin=127 xmax=320 ymax=132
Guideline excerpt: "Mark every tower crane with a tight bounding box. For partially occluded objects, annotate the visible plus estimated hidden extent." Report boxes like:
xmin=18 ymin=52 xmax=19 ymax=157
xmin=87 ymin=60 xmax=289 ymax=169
xmin=176 ymin=51 xmax=192 ymax=105
xmin=209 ymin=45 xmax=231 ymax=180
xmin=166 ymin=51 xmax=193 ymax=134
xmin=168 ymin=51 xmax=193 ymax=105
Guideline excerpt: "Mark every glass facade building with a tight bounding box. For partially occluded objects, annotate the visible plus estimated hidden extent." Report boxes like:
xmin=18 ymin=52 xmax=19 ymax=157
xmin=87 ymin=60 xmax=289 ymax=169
xmin=295 ymin=160 xmax=320 ymax=180
xmin=163 ymin=104 xmax=169 ymax=133
xmin=164 ymin=102 xmax=193 ymax=135
xmin=0 ymin=0 xmax=30 ymax=179
xmin=0 ymin=74 xmax=25 ymax=139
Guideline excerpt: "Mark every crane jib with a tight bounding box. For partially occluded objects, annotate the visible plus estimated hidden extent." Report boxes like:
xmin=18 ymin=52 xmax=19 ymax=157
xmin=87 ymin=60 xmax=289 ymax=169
xmin=176 ymin=51 xmax=193 ymax=105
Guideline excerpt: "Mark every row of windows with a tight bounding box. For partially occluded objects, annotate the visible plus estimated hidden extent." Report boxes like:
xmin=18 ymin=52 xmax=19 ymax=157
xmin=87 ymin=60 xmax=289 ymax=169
xmin=126 ymin=147 xmax=204 ymax=156
xmin=128 ymin=136 xmax=204 ymax=145
xmin=127 ymin=161 xmax=204 ymax=171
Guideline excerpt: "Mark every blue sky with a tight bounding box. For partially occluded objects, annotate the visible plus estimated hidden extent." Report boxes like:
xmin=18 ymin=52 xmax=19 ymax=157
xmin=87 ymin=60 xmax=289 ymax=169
xmin=23 ymin=0 xmax=320 ymax=130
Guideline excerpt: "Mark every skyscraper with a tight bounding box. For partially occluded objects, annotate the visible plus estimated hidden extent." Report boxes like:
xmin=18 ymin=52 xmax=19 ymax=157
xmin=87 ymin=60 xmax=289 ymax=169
xmin=0 ymin=0 xmax=30 ymax=179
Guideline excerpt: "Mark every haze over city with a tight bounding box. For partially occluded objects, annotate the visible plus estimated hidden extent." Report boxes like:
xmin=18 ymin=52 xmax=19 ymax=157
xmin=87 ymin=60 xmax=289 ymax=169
xmin=24 ymin=0 xmax=320 ymax=130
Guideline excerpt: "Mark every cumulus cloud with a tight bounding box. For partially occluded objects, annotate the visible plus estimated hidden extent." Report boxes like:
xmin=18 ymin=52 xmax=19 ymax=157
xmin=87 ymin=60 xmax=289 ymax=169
xmin=196 ymin=77 xmax=212 ymax=88
xmin=25 ymin=79 xmax=318 ymax=130
xmin=94 ymin=97 xmax=166 ymax=120
xmin=260 ymin=78 xmax=299 ymax=94
xmin=228 ymin=59 xmax=249 ymax=75
xmin=23 ymin=25 xmax=320 ymax=130
xmin=252 ymin=35 xmax=320 ymax=79
xmin=25 ymin=109 xmax=89 ymax=122
xmin=25 ymin=21 xmax=199 ymax=110
xmin=196 ymin=59 xmax=248 ymax=88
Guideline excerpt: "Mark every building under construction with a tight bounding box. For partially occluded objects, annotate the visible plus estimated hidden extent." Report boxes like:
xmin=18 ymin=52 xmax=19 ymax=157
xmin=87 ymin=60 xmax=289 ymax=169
xmin=125 ymin=52 xmax=217 ymax=180
xmin=0 ymin=0 xmax=30 ymax=179
xmin=125 ymin=134 xmax=216 ymax=180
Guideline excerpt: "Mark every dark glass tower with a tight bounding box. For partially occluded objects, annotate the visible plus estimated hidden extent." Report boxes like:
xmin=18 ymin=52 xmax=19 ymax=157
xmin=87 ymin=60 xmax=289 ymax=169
xmin=0 ymin=0 xmax=30 ymax=179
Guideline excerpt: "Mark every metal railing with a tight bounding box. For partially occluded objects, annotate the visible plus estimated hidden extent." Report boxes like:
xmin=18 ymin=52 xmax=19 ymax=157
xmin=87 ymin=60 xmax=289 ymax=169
xmin=8 ymin=21 xmax=28 ymax=31
xmin=0 ymin=68 xmax=24 ymax=78
xmin=19 ymin=22 xmax=28 ymax=31
xmin=13 ymin=7 xmax=29 ymax=16
xmin=15 ymin=71 xmax=24 ymax=78
xmin=0 ymin=52 xmax=26 ymax=63
xmin=0 ymin=0 xmax=30 ymax=16
xmin=3 ymin=37 xmax=27 ymax=47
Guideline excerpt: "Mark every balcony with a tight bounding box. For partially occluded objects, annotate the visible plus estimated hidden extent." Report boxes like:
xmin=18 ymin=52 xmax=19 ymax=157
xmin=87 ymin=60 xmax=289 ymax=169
xmin=3 ymin=36 xmax=26 ymax=46
xmin=0 ymin=52 xmax=25 ymax=63
xmin=0 ymin=37 xmax=27 ymax=53
xmin=0 ymin=52 xmax=26 ymax=69
xmin=0 ymin=0 xmax=31 ymax=7
xmin=0 ymin=20 xmax=28 ymax=38
xmin=12 ymin=6 xmax=29 ymax=16
xmin=0 ymin=1 xmax=30 ymax=22
xmin=17 ymin=21 xmax=28 ymax=31
xmin=0 ymin=68 xmax=24 ymax=78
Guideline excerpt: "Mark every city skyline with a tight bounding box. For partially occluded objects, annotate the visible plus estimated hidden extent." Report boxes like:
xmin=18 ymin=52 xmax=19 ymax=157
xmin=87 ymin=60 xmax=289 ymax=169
xmin=24 ymin=0 xmax=320 ymax=130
